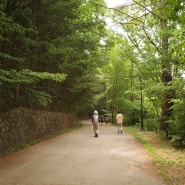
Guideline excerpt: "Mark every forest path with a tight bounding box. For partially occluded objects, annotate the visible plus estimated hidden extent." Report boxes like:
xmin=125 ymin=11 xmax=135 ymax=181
xmin=0 ymin=120 xmax=164 ymax=185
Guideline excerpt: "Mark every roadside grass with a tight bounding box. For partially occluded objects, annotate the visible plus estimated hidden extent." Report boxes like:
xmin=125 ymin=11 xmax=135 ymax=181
xmin=0 ymin=121 xmax=82 ymax=158
xmin=125 ymin=126 xmax=185 ymax=185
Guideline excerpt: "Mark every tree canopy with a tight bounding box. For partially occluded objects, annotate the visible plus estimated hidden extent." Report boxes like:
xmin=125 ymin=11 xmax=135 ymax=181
xmin=0 ymin=0 xmax=107 ymax=113
xmin=101 ymin=0 xmax=185 ymax=140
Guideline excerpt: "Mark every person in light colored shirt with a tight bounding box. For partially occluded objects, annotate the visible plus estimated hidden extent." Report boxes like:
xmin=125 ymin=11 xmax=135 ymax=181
xmin=116 ymin=111 xmax=123 ymax=134
xmin=92 ymin=110 xmax=99 ymax=137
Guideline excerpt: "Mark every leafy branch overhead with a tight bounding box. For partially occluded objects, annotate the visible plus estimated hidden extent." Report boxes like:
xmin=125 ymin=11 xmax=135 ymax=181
xmin=0 ymin=69 xmax=66 ymax=84
xmin=21 ymin=70 xmax=67 ymax=82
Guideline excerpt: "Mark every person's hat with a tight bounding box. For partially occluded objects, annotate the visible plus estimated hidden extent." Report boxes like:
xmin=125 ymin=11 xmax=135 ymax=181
xmin=94 ymin=110 xmax=98 ymax=115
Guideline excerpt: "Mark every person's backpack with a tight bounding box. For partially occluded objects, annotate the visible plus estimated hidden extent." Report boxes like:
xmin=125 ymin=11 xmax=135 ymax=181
xmin=93 ymin=114 xmax=99 ymax=123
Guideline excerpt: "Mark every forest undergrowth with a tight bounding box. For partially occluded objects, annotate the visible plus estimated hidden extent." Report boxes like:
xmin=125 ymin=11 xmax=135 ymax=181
xmin=125 ymin=126 xmax=185 ymax=185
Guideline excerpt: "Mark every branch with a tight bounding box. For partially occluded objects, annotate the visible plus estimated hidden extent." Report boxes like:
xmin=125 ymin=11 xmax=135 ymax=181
xmin=132 ymin=0 xmax=161 ymax=19
xmin=91 ymin=1 xmax=160 ymax=52
xmin=141 ymin=25 xmax=160 ymax=52
xmin=127 ymin=33 xmax=146 ymax=59
xmin=89 ymin=1 xmax=144 ymax=25
xmin=118 ymin=22 xmax=142 ymax=27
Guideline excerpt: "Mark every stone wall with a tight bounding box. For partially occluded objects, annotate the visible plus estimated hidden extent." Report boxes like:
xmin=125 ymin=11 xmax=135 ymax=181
xmin=0 ymin=108 xmax=77 ymax=153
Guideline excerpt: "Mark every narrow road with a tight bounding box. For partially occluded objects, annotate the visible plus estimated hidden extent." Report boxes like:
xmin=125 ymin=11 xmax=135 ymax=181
xmin=0 ymin=120 xmax=164 ymax=185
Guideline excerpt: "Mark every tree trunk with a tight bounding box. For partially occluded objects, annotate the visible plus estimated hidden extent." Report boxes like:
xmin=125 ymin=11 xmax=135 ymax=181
xmin=115 ymin=75 xmax=118 ymax=111
xmin=130 ymin=60 xmax=135 ymax=125
xmin=160 ymin=18 xmax=174 ymax=136
xmin=111 ymin=79 xmax=116 ymax=124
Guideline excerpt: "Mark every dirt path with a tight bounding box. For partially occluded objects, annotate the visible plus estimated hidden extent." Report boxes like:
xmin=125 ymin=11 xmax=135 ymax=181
xmin=0 ymin=120 xmax=164 ymax=185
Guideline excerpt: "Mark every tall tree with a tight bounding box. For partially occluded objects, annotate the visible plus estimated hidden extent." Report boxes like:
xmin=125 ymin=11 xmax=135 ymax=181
xmin=0 ymin=0 xmax=107 ymax=114
xmin=106 ymin=0 xmax=184 ymax=134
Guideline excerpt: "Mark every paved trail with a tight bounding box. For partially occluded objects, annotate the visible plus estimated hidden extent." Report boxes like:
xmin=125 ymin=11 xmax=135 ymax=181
xmin=0 ymin=120 xmax=164 ymax=185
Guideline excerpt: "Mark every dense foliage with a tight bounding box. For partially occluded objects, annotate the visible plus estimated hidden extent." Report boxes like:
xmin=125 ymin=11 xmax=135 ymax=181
xmin=0 ymin=0 xmax=107 ymax=114
xmin=100 ymin=0 xmax=185 ymax=141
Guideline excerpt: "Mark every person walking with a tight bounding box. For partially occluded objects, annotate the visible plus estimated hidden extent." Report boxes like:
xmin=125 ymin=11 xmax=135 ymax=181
xmin=92 ymin=110 xmax=99 ymax=137
xmin=100 ymin=115 xmax=104 ymax=125
xmin=105 ymin=115 xmax=109 ymax=125
xmin=116 ymin=110 xmax=123 ymax=134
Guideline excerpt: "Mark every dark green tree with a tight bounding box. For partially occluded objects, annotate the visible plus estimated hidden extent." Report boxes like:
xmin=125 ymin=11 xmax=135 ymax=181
xmin=0 ymin=0 xmax=108 ymax=114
